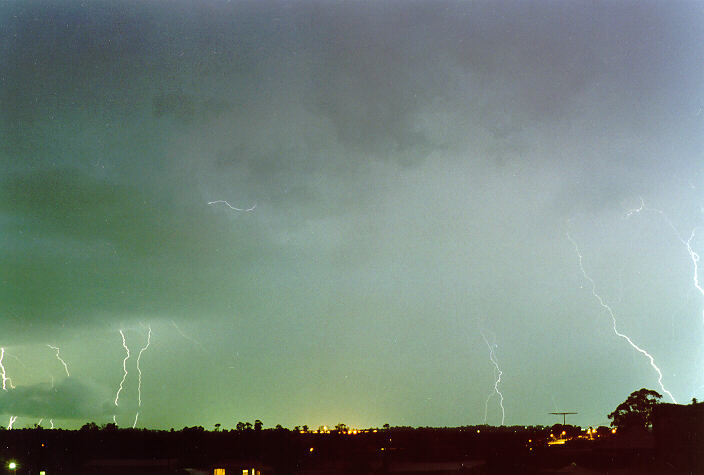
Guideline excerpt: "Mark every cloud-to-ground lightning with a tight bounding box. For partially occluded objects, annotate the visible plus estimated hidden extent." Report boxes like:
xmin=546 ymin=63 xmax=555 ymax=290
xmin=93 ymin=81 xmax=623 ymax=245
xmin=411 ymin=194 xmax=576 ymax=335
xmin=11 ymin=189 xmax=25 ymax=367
xmin=567 ymin=231 xmax=677 ymax=403
xmin=133 ymin=326 xmax=152 ymax=428
xmin=0 ymin=348 xmax=15 ymax=390
xmin=8 ymin=416 xmax=17 ymax=429
xmin=114 ymin=330 xmax=130 ymax=408
xmin=207 ymin=200 xmax=256 ymax=212
xmin=480 ymin=331 xmax=505 ymax=426
xmin=136 ymin=326 xmax=151 ymax=407
xmin=624 ymin=198 xmax=704 ymax=396
xmin=47 ymin=344 xmax=70 ymax=377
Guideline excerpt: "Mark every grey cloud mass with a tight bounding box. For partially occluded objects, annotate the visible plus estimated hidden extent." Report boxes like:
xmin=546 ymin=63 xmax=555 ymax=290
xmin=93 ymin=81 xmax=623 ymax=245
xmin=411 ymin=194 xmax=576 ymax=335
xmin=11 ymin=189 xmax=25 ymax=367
xmin=1 ymin=0 xmax=703 ymax=429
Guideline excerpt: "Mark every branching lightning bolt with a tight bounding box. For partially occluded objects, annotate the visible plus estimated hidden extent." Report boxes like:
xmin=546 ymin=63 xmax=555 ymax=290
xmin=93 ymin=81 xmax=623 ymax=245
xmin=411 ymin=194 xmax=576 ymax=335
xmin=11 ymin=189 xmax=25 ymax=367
xmin=114 ymin=330 xmax=130 ymax=407
xmin=567 ymin=231 xmax=677 ymax=403
xmin=0 ymin=348 xmax=15 ymax=390
xmin=207 ymin=200 xmax=256 ymax=212
xmin=8 ymin=416 xmax=17 ymax=429
xmin=47 ymin=345 xmax=70 ymax=377
xmin=480 ymin=331 xmax=505 ymax=426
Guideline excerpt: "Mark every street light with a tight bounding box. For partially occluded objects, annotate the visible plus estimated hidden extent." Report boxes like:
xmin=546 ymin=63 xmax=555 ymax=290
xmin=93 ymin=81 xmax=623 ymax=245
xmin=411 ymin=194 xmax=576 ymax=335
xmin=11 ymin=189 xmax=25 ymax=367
xmin=7 ymin=461 xmax=17 ymax=472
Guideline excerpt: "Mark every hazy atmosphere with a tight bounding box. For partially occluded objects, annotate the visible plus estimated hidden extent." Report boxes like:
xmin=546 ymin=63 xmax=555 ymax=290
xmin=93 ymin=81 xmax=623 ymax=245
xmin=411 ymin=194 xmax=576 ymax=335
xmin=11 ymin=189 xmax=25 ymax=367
xmin=2 ymin=0 xmax=704 ymax=430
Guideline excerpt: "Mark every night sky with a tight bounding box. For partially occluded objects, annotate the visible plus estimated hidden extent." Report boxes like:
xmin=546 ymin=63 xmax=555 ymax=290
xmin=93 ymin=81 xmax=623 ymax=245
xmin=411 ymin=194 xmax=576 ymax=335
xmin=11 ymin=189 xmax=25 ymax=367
xmin=2 ymin=1 xmax=704 ymax=430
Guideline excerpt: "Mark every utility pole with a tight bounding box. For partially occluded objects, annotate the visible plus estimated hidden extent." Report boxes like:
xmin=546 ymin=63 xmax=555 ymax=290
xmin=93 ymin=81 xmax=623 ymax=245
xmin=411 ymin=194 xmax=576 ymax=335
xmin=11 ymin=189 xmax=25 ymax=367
xmin=549 ymin=412 xmax=578 ymax=425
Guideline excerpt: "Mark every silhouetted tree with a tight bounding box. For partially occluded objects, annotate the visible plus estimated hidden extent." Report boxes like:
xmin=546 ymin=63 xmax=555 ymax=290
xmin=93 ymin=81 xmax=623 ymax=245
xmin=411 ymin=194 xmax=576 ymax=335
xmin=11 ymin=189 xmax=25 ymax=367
xmin=80 ymin=422 xmax=99 ymax=431
xmin=254 ymin=419 xmax=263 ymax=431
xmin=608 ymin=388 xmax=662 ymax=432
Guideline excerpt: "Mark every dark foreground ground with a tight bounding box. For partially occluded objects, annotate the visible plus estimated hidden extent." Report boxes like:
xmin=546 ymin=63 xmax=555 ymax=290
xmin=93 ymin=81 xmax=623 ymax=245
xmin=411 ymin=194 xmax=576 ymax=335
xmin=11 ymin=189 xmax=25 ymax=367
xmin=0 ymin=424 xmax=695 ymax=474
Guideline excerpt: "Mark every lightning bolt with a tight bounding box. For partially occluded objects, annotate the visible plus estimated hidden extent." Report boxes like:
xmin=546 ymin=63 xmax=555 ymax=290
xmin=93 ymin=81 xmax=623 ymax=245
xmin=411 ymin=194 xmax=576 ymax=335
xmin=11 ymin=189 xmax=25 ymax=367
xmin=567 ymin=231 xmax=677 ymax=403
xmin=8 ymin=416 xmax=17 ymax=429
xmin=685 ymin=229 xmax=704 ymax=324
xmin=480 ymin=331 xmax=505 ymax=425
xmin=133 ymin=412 xmax=140 ymax=429
xmin=625 ymin=198 xmax=704 ymax=395
xmin=136 ymin=326 xmax=152 ymax=408
xmin=50 ymin=419 xmax=54 ymax=429
xmin=0 ymin=348 xmax=15 ymax=390
xmin=207 ymin=200 xmax=256 ymax=212
xmin=114 ymin=330 xmax=130 ymax=407
xmin=47 ymin=345 xmax=70 ymax=377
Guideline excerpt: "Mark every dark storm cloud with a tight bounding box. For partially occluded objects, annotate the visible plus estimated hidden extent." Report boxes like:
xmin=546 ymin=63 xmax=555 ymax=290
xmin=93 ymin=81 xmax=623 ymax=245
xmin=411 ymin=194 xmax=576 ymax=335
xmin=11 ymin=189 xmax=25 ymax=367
xmin=0 ymin=378 xmax=111 ymax=419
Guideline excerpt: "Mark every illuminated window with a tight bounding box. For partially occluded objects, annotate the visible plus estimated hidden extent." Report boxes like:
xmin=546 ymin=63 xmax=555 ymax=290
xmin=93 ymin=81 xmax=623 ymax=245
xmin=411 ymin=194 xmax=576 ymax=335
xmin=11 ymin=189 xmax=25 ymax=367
xmin=214 ymin=469 xmax=225 ymax=475
xmin=242 ymin=470 xmax=248 ymax=475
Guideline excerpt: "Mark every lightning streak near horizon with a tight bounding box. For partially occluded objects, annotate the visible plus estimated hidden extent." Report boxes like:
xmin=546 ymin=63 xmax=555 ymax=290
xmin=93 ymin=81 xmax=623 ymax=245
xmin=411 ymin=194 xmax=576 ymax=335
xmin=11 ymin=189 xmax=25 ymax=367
xmin=114 ymin=330 xmax=130 ymax=409
xmin=47 ymin=344 xmax=70 ymax=377
xmin=480 ymin=331 xmax=505 ymax=426
xmin=207 ymin=200 xmax=256 ymax=212
xmin=133 ymin=326 xmax=152 ymax=428
xmin=8 ymin=416 xmax=17 ymax=429
xmin=567 ymin=231 xmax=677 ymax=403
xmin=483 ymin=389 xmax=494 ymax=424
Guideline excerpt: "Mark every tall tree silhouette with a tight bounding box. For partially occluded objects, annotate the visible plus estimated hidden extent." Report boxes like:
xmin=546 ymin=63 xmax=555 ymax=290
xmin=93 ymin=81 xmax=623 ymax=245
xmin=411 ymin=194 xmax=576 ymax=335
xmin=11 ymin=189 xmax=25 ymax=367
xmin=608 ymin=388 xmax=663 ymax=432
